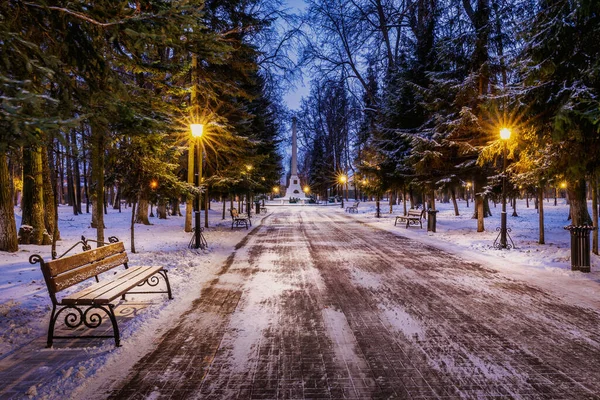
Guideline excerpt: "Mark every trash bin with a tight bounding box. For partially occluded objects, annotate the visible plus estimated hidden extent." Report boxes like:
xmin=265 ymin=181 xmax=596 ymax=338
xmin=427 ymin=210 xmax=439 ymax=232
xmin=564 ymin=225 xmax=595 ymax=272
xmin=255 ymin=201 xmax=261 ymax=215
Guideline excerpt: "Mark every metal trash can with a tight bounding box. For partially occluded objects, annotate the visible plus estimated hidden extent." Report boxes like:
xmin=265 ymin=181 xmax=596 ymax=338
xmin=564 ymin=225 xmax=595 ymax=272
xmin=255 ymin=201 xmax=261 ymax=215
xmin=427 ymin=210 xmax=439 ymax=232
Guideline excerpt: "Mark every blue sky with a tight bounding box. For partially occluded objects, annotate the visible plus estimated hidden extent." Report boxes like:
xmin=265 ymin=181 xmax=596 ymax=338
xmin=281 ymin=0 xmax=309 ymax=111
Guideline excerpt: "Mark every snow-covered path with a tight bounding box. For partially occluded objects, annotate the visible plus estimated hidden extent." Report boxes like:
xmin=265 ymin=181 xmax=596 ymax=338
xmin=89 ymin=208 xmax=600 ymax=399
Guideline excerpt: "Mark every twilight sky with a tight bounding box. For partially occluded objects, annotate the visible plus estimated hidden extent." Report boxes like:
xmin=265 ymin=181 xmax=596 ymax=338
xmin=282 ymin=0 xmax=309 ymax=111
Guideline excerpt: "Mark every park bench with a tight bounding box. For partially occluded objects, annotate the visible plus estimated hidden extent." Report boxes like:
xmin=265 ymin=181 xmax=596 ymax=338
xmin=30 ymin=236 xmax=172 ymax=347
xmin=394 ymin=209 xmax=425 ymax=228
xmin=230 ymin=208 xmax=251 ymax=229
xmin=345 ymin=201 xmax=360 ymax=213
xmin=260 ymin=206 xmax=267 ymax=214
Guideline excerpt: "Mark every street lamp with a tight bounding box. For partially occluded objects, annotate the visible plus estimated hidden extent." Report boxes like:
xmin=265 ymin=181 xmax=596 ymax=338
xmin=190 ymin=123 xmax=204 ymax=249
xmin=339 ymin=174 xmax=347 ymax=208
xmin=495 ymin=127 xmax=513 ymax=249
xmin=466 ymin=182 xmax=472 ymax=208
xmin=245 ymin=164 xmax=253 ymax=217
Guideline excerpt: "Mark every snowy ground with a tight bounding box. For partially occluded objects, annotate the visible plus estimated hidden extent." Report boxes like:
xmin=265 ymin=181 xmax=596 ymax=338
xmin=0 ymin=197 xmax=598 ymax=398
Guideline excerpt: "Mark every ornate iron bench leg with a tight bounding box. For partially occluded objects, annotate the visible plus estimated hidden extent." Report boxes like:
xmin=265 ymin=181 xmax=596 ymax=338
xmin=105 ymin=304 xmax=121 ymax=347
xmin=159 ymin=269 xmax=173 ymax=300
xmin=47 ymin=304 xmax=58 ymax=348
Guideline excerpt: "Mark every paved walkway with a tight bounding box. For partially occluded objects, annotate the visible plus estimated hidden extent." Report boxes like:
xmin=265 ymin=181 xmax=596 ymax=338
xmin=2 ymin=208 xmax=600 ymax=399
xmin=106 ymin=209 xmax=600 ymax=399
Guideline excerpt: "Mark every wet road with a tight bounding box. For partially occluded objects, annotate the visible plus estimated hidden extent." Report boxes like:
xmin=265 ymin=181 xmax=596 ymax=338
xmin=105 ymin=208 xmax=600 ymax=399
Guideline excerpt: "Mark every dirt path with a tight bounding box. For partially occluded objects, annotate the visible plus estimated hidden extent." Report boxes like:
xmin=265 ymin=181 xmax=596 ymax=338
xmin=103 ymin=208 xmax=600 ymax=399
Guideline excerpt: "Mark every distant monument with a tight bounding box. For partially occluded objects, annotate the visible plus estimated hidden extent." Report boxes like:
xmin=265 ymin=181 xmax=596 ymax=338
xmin=285 ymin=117 xmax=306 ymax=198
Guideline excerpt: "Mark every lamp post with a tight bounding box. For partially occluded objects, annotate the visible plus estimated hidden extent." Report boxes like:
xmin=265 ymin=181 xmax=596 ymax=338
xmin=466 ymin=182 xmax=471 ymax=208
xmin=245 ymin=165 xmax=253 ymax=217
xmin=339 ymin=175 xmax=347 ymax=208
xmin=191 ymin=123 xmax=203 ymax=249
xmin=499 ymin=127 xmax=510 ymax=249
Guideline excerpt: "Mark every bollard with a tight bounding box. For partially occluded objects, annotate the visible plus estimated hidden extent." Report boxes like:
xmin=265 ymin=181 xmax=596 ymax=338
xmin=563 ymin=225 xmax=595 ymax=272
xmin=427 ymin=210 xmax=439 ymax=232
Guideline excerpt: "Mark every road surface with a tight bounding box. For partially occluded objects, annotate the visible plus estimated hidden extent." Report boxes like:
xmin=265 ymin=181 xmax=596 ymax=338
xmin=104 ymin=208 xmax=600 ymax=399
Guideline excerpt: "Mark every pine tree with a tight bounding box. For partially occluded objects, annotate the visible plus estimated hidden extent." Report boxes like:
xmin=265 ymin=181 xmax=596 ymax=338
xmin=518 ymin=0 xmax=600 ymax=225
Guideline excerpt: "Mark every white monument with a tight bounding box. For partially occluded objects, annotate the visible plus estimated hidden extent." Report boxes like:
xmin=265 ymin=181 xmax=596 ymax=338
xmin=285 ymin=117 xmax=306 ymax=198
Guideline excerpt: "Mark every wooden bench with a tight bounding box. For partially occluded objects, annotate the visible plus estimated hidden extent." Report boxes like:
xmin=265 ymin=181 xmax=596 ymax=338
xmin=30 ymin=236 xmax=172 ymax=347
xmin=395 ymin=209 xmax=425 ymax=228
xmin=260 ymin=206 xmax=267 ymax=214
xmin=230 ymin=208 xmax=251 ymax=229
xmin=345 ymin=201 xmax=360 ymax=213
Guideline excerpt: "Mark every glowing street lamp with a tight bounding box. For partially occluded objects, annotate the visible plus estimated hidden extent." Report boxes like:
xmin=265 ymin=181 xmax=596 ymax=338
xmin=466 ymin=181 xmax=472 ymax=208
xmin=245 ymin=164 xmax=253 ymax=217
xmin=495 ymin=127 xmax=512 ymax=249
xmin=339 ymin=174 xmax=347 ymax=208
xmin=303 ymin=186 xmax=310 ymax=195
xmin=190 ymin=123 xmax=204 ymax=249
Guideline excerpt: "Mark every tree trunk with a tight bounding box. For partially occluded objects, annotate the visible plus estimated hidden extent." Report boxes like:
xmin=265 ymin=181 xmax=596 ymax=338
xmin=66 ymin=136 xmax=78 ymax=214
xmin=222 ymin=197 xmax=226 ymax=220
xmin=451 ymin=188 xmax=459 ymax=216
xmin=113 ymin=186 xmax=121 ymax=209
xmin=57 ymin=142 xmax=65 ymax=205
xmin=20 ymin=146 xmax=46 ymax=245
xmin=72 ymin=130 xmax=82 ymax=214
xmin=472 ymin=179 xmax=486 ymax=232
xmin=136 ymin=196 xmax=151 ymax=225
xmin=90 ymin=121 xmax=105 ymax=245
xmin=157 ymin=198 xmax=168 ymax=219
xmin=130 ymin=200 xmax=137 ymax=253
xmin=205 ymin=190 xmax=209 ymax=228
xmin=567 ymin=178 xmax=591 ymax=226
xmin=538 ymin=186 xmax=545 ymax=244
xmin=476 ymin=194 xmax=485 ymax=232
xmin=0 ymin=153 xmax=18 ymax=252
xmin=170 ymin=198 xmax=181 ymax=216
xmin=42 ymin=146 xmax=58 ymax=244
xmin=592 ymin=175 xmax=598 ymax=255
xmin=82 ymin=130 xmax=90 ymax=214
xmin=185 ymin=140 xmax=194 ymax=232
xmin=429 ymin=188 xmax=435 ymax=210
xmin=511 ymin=197 xmax=518 ymax=217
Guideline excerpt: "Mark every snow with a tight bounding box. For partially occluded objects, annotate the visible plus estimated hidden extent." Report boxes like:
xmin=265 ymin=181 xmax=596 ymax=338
xmin=1 ymin=195 xmax=599 ymax=398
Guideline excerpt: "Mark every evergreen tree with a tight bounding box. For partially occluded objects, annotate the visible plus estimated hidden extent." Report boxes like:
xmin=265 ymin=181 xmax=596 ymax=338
xmin=518 ymin=0 xmax=600 ymax=225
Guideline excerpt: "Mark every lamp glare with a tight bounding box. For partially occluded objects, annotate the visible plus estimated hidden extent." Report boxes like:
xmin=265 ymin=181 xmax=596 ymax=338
xmin=191 ymin=123 xmax=204 ymax=138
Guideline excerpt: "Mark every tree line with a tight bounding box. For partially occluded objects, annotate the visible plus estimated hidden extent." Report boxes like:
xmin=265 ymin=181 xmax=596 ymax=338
xmin=294 ymin=0 xmax=600 ymax=249
xmin=0 ymin=0 xmax=289 ymax=253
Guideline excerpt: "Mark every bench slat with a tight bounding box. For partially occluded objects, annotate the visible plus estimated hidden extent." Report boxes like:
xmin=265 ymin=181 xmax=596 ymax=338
xmin=52 ymin=252 xmax=129 ymax=293
xmin=61 ymin=265 xmax=149 ymax=301
xmin=62 ymin=266 xmax=163 ymax=305
xmin=46 ymin=242 xmax=126 ymax=277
